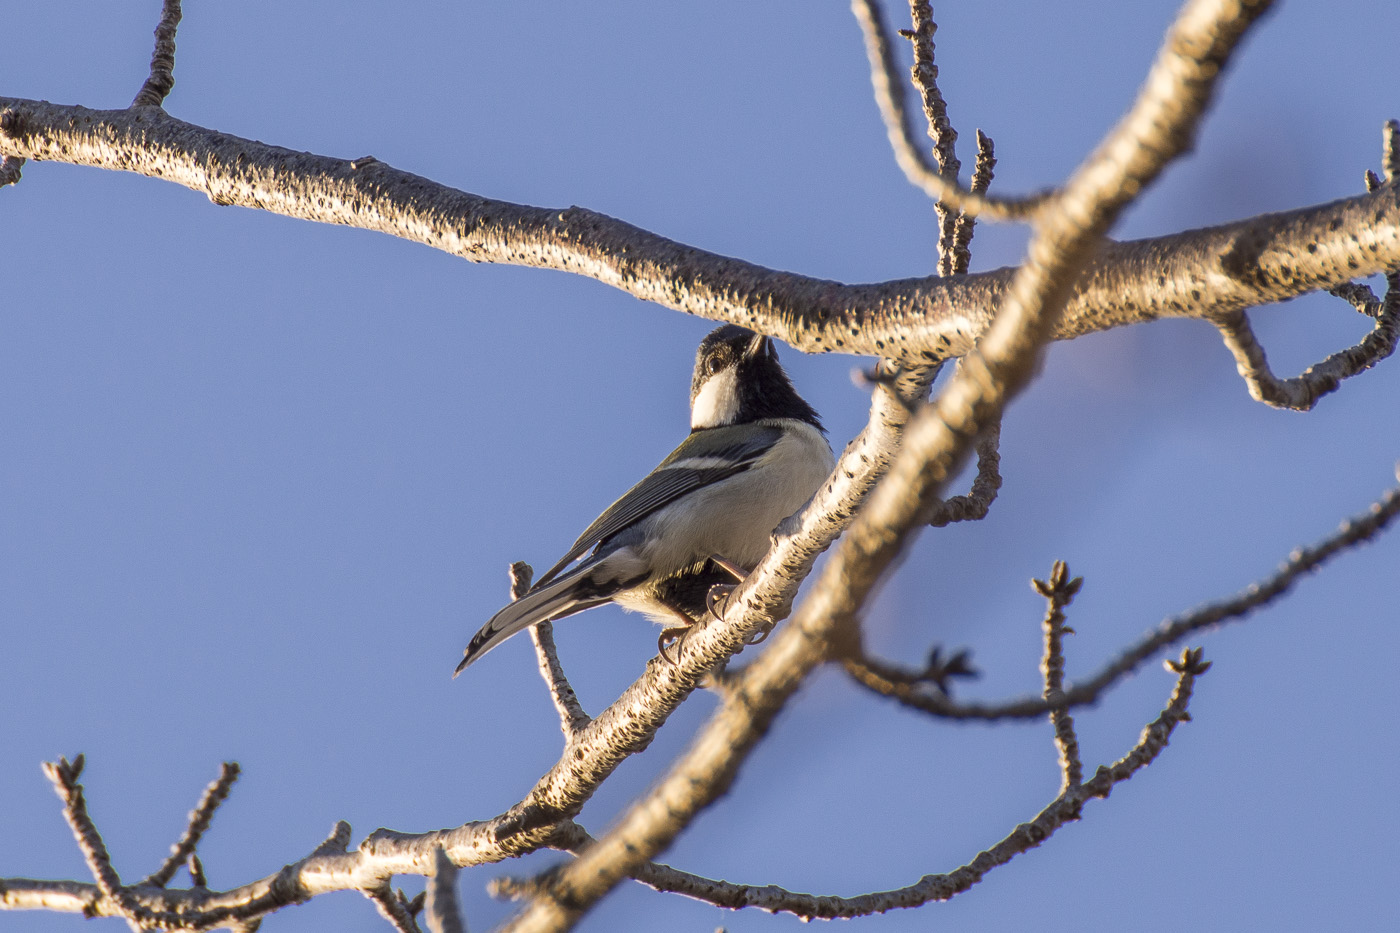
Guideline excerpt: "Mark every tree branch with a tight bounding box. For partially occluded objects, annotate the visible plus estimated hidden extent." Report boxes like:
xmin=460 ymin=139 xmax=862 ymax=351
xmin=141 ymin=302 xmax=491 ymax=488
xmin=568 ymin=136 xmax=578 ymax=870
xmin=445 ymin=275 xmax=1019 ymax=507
xmin=131 ymin=0 xmax=183 ymax=108
xmin=1034 ymin=562 xmax=1085 ymax=792
xmin=902 ymin=0 xmax=965 ymax=275
xmin=425 ymin=848 xmax=466 ymax=933
xmin=845 ymin=469 xmax=1400 ymax=721
xmin=509 ymin=561 xmax=592 ymax=745
xmin=3 ymin=96 xmax=1396 ymax=366
xmin=488 ymin=650 xmax=1207 ymax=922
xmin=144 ymin=762 xmax=241 ymax=888
xmin=847 ymin=0 xmax=1043 ymax=220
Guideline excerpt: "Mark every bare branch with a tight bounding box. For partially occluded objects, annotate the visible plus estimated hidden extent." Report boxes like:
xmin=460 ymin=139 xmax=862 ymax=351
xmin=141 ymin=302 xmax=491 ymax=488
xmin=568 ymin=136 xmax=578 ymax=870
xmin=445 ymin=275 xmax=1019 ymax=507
xmin=510 ymin=561 xmax=592 ymax=743
xmin=425 ymin=848 xmax=467 ymax=933
xmin=512 ymin=656 xmax=1205 ymax=922
xmin=847 ymin=472 xmax=1400 ymax=721
xmin=498 ymin=5 xmax=1277 ymax=927
xmin=901 ymin=1 xmax=965 ymax=275
xmin=1213 ymin=275 xmax=1398 ymax=409
xmin=1383 ymin=118 xmax=1399 ymax=184
xmin=1 ymin=95 xmax=1397 ymax=363
xmin=131 ymin=0 xmax=183 ymax=108
xmin=948 ymin=130 xmax=998 ymax=273
xmin=364 ymin=884 xmax=423 ymax=933
xmin=848 ymin=0 xmax=1043 ymax=220
xmin=1034 ymin=562 xmax=1085 ymax=791
xmin=41 ymin=755 xmax=145 ymax=926
xmin=925 ymin=412 xmax=1001 ymax=526
xmin=145 ymin=762 xmax=241 ymax=887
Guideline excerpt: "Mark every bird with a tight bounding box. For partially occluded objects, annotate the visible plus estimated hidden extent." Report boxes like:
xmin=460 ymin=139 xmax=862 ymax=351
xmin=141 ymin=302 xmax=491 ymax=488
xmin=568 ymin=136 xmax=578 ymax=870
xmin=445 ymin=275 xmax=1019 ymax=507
xmin=454 ymin=324 xmax=834 ymax=674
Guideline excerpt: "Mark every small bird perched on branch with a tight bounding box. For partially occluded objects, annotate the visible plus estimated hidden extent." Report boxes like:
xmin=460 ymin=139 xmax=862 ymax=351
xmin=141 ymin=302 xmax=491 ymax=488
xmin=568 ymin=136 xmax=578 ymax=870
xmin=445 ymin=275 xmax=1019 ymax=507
xmin=455 ymin=325 xmax=834 ymax=674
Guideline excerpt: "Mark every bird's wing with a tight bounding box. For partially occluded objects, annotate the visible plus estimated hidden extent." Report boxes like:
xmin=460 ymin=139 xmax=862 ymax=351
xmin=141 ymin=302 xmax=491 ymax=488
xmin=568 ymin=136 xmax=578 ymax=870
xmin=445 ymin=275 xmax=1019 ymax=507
xmin=532 ymin=423 xmax=782 ymax=586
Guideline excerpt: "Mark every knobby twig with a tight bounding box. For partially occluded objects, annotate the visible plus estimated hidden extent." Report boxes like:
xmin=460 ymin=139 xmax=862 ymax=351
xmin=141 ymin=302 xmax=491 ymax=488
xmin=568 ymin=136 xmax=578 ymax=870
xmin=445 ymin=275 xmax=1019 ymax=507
xmin=844 ymin=471 xmax=1400 ymax=721
xmin=925 ymin=412 xmax=1001 ymax=526
xmin=42 ymin=755 xmax=178 ymax=929
xmin=144 ymin=762 xmax=241 ymax=887
xmin=1213 ymin=278 xmax=1398 ymax=410
xmin=902 ymin=0 xmax=964 ymax=274
xmin=513 ymin=562 xmax=591 ymax=743
xmin=1216 ymin=122 xmax=1400 ymax=409
xmin=949 ymin=130 xmax=997 ymax=272
xmin=1034 ymin=562 xmax=1085 ymax=791
xmin=364 ymin=884 xmax=424 ymax=933
xmin=847 ymin=0 xmax=1045 ymax=220
xmin=425 ymin=848 xmax=467 ymax=933
xmin=1383 ymin=118 xmax=1400 ymax=183
xmin=490 ymin=651 xmax=1207 ymax=922
xmin=131 ymin=0 xmax=183 ymax=108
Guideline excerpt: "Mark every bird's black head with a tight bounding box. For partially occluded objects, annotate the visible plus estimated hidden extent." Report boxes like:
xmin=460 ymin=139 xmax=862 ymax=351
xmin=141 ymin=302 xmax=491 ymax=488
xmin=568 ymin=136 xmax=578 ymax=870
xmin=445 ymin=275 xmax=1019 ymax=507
xmin=689 ymin=325 xmax=823 ymax=432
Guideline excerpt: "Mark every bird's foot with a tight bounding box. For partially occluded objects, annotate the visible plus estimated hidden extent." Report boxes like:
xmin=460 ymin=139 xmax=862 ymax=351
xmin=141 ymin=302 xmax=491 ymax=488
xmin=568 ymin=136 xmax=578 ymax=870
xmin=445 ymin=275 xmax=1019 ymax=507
xmin=745 ymin=620 xmax=775 ymax=646
xmin=706 ymin=583 xmax=736 ymax=621
xmin=658 ymin=625 xmax=693 ymax=666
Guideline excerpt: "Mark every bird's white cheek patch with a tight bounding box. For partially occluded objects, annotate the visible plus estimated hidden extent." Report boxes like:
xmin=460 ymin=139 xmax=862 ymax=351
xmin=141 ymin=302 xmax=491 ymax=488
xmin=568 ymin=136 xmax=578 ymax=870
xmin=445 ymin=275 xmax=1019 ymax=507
xmin=691 ymin=370 xmax=739 ymax=429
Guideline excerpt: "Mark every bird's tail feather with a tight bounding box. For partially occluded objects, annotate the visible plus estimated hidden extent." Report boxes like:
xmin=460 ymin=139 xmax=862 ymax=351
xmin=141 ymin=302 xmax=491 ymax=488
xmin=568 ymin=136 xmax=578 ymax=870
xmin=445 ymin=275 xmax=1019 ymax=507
xmin=455 ymin=570 xmax=600 ymax=675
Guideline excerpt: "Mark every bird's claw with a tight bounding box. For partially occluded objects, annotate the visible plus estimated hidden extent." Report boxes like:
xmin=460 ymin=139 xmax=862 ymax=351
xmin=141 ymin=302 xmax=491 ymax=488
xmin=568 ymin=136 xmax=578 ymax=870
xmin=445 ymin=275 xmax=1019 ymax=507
xmin=658 ymin=625 xmax=692 ymax=665
xmin=706 ymin=583 xmax=737 ymax=621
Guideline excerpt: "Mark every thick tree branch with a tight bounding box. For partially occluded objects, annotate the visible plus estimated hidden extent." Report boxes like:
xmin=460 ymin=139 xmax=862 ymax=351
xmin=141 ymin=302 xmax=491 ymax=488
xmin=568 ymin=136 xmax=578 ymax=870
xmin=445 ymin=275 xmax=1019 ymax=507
xmin=2 ymin=97 xmax=1396 ymax=366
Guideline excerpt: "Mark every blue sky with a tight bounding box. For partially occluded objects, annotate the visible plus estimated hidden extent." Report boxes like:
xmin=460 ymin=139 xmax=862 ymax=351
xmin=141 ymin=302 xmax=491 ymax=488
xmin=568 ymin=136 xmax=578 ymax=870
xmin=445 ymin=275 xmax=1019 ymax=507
xmin=2 ymin=2 xmax=1398 ymax=931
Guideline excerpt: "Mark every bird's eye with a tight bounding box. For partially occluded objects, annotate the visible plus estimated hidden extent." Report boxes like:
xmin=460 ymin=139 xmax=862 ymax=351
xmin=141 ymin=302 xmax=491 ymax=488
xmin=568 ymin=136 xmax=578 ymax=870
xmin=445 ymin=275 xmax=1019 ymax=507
xmin=705 ymin=356 xmax=724 ymax=376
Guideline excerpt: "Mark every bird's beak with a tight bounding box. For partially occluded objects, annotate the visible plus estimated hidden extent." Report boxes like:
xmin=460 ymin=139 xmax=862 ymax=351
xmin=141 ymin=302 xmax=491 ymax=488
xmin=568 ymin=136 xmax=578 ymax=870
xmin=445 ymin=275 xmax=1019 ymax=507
xmin=745 ymin=333 xmax=771 ymax=359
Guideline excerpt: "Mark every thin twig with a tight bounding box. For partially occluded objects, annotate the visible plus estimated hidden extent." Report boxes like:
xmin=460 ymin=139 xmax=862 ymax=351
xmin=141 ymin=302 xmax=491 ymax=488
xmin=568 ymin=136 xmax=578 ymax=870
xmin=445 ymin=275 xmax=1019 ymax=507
xmin=949 ymin=130 xmax=998 ymax=273
xmin=512 ymin=562 xmax=591 ymax=742
xmin=131 ymin=0 xmax=183 ymax=108
xmin=501 ymin=654 xmax=1206 ymax=921
xmin=1034 ymin=562 xmax=1084 ymax=791
xmin=1217 ymin=122 xmax=1400 ymax=408
xmin=364 ymin=885 xmax=423 ymax=933
xmin=425 ymin=847 xmax=467 ymax=933
xmin=145 ymin=762 xmax=241 ymax=887
xmin=1213 ymin=276 xmax=1398 ymax=410
xmin=925 ymin=413 xmax=1001 ymax=526
xmin=847 ymin=473 xmax=1400 ymax=721
xmin=903 ymin=0 xmax=963 ymax=274
xmin=1383 ymin=119 xmax=1399 ymax=184
xmin=42 ymin=755 xmax=157 ymax=928
xmin=848 ymin=0 xmax=1045 ymax=220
